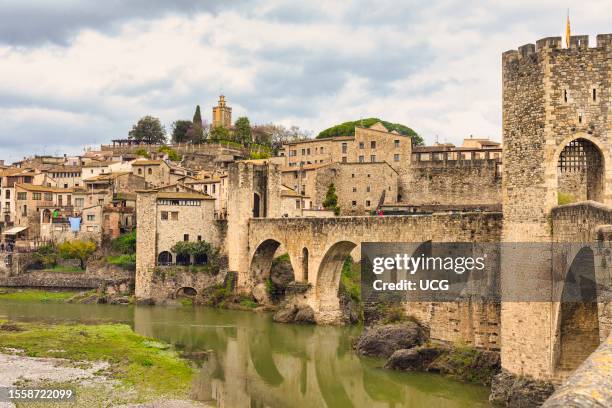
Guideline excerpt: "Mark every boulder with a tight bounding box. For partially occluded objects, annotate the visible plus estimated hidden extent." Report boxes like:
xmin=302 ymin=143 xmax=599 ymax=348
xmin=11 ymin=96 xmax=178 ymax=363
xmin=273 ymin=304 xmax=297 ymax=323
xmin=489 ymin=370 xmax=555 ymax=407
xmin=294 ymin=305 xmax=315 ymax=324
xmin=252 ymin=283 xmax=269 ymax=304
xmin=136 ymin=298 xmax=155 ymax=306
xmin=355 ymin=322 xmax=427 ymax=358
xmin=385 ymin=345 xmax=445 ymax=371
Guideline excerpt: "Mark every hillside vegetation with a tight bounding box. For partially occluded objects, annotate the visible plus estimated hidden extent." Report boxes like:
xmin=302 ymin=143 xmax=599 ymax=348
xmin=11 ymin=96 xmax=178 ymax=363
xmin=316 ymin=118 xmax=423 ymax=145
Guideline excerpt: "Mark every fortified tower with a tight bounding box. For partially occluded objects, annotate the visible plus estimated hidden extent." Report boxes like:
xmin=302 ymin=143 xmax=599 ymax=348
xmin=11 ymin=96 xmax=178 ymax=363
xmin=501 ymin=34 xmax=612 ymax=380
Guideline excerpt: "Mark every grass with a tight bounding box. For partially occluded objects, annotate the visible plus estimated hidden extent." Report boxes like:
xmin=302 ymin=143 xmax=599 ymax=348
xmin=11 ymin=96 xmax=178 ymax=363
xmin=0 ymin=288 xmax=77 ymax=303
xmin=106 ymin=254 xmax=136 ymax=269
xmin=0 ymin=322 xmax=193 ymax=400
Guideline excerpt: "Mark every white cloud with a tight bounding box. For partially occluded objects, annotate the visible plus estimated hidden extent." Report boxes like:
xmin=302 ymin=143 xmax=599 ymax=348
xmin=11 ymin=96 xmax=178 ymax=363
xmin=0 ymin=0 xmax=610 ymax=161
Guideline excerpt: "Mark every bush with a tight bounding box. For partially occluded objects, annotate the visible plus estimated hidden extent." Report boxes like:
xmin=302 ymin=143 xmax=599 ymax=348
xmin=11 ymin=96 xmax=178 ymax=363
xmin=158 ymin=145 xmax=181 ymax=161
xmin=134 ymin=148 xmax=150 ymax=158
xmin=249 ymin=151 xmax=270 ymax=159
xmin=111 ymin=231 xmax=136 ymax=254
xmin=340 ymin=256 xmax=360 ymax=302
xmin=33 ymin=244 xmax=58 ymax=268
xmin=58 ymin=240 xmax=97 ymax=269
xmin=558 ymin=192 xmax=575 ymax=205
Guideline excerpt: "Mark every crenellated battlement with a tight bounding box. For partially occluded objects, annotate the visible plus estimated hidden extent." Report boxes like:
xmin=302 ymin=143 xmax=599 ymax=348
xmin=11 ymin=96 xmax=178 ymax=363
xmin=503 ymin=34 xmax=612 ymax=66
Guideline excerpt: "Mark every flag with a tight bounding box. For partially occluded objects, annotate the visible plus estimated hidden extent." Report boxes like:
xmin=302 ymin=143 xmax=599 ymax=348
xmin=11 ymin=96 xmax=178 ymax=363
xmin=566 ymin=10 xmax=571 ymax=48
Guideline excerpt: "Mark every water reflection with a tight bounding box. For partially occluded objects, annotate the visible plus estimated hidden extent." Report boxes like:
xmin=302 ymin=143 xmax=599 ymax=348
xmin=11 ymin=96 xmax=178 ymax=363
xmin=0 ymin=301 xmax=490 ymax=407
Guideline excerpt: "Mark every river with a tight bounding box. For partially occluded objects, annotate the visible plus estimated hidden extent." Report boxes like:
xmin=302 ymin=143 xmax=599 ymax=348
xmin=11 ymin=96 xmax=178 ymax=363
xmin=0 ymin=300 xmax=490 ymax=407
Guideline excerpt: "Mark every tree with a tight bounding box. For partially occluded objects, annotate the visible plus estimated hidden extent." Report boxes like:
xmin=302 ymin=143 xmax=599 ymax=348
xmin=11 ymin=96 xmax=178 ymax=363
xmin=234 ymin=116 xmax=253 ymax=145
xmin=256 ymin=123 xmax=312 ymax=153
xmin=158 ymin=145 xmax=181 ymax=161
xmin=316 ymin=117 xmax=423 ymax=145
xmin=171 ymin=120 xmax=193 ymax=143
xmin=189 ymin=105 xmax=204 ymax=143
xmin=322 ymin=183 xmax=340 ymax=215
xmin=210 ymin=125 xmax=230 ymax=141
xmin=134 ymin=147 xmax=150 ymax=158
xmin=128 ymin=115 xmax=167 ymax=144
xmin=57 ymin=240 xmax=97 ymax=269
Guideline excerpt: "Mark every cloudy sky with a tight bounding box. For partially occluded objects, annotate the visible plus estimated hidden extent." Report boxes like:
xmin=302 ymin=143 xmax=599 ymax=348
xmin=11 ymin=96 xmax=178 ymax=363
xmin=0 ymin=1 xmax=609 ymax=162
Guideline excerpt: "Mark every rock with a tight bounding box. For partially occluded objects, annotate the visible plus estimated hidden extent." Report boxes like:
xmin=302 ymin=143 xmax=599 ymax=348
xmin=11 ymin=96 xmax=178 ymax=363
xmin=0 ymin=323 xmax=23 ymax=332
xmin=252 ymin=283 xmax=269 ymax=304
xmin=490 ymin=370 xmax=555 ymax=407
xmin=355 ymin=322 xmax=427 ymax=358
xmin=294 ymin=305 xmax=315 ymax=324
xmin=273 ymin=304 xmax=297 ymax=323
xmin=385 ymin=345 xmax=445 ymax=371
xmin=136 ymin=298 xmax=155 ymax=306
xmin=428 ymin=347 xmax=500 ymax=386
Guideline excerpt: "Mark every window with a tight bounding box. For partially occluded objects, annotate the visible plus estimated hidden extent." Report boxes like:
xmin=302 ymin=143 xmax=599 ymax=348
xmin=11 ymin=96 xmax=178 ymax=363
xmin=371 ymin=141 xmax=376 ymax=149
xmin=351 ymin=173 xmax=355 ymax=178
xmin=301 ymin=149 xmax=306 ymax=155
xmin=44 ymin=193 xmax=52 ymax=201
xmin=564 ymin=89 xmax=568 ymax=103
xmin=352 ymin=187 xmax=357 ymax=192
xmin=295 ymin=199 xmax=300 ymax=209
xmin=33 ymin=192 xmax=41 ymax=200
xmin=306 ymin=148 xmax=311 ymax=155
xmin=138 ymin=168 xmax=142 ymax=175
xmin=87 ymin=214 xmax=95 ymax=221
xmin=359 ymin=142 xmax=364 ymax=149
xmin=161 ymin=211 xmax=168 ymax=220
xmin=183 ymin=234 xmax=189 ymax=241
xmin=64 ymin=184 xmax=68 ymax=189
xmin=197 ymin=235 xmax=202 ymax=241
xmin=367 ymin=174 xmax=371 ymax=178
xmin=17 ymin=192 xmax=26 ymax=200
xmin=98 ymin=199 xmax=104 ymax=205
xmin=320 ymin=147 xmax=324 ymax=153
xmin=366 ymin=186 xmax=371 ymax=192
xmin=593 ymin=88 xmax=597 ymax=102
xmin=75 ymin=198 xmax=84 ymax=207
xmin=22 ymin=205 xmax=27 ymax=216
xmin=370 ymin=155 xmax=376 ymax=162
xmin=394 ymin=154 xmax=400 ymax=162
xmin=394 ymin=139 xmax=400 ymax=148
xmin=359 ymin=156 xmax=364 ymax=163
xmin=351 ymin=201 xmax=356 ymax=207
xmin=148 ymin=168 xmax=152 ymax=175
xmin=341 ymin=143 xmax=347 ymax=154
xmin=4 ymin=190 xmax=9 ymax=199
xmin=171 ymin=211 xmax=178 ymax=220
xmin=212 ymin=185 xmax=216 ymax=194
xmin=366 ymin=200 xmax=371 ymax=207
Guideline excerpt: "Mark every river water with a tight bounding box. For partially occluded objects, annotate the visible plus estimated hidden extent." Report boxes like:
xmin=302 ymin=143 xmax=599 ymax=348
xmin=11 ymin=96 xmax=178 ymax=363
xmin=0 ymin=301 xmax=490 ymax=407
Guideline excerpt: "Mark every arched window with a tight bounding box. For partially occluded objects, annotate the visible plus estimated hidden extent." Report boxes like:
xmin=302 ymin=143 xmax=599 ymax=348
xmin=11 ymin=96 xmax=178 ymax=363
xmin=148 ymin=168 xmax=153 ymax=175
xmin=176 ymin=253 xmax=190 ymax=266
xmin=194 ymin=253 xmax=208 ymax=265
xmin=557 ymin=138 xmax=604 ymax=203
xmin=158 ymin=251 xmax=172 ymax=265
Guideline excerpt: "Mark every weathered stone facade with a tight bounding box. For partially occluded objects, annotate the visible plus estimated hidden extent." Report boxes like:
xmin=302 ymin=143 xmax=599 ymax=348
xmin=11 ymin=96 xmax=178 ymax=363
xmin=501 ymin=34 xmax=612 ymax=382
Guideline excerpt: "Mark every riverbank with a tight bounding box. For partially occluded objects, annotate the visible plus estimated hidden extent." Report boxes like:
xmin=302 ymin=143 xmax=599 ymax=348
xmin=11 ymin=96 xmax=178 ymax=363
xmin=0 ymin=288 xmax=77 ymax=303
xmin=0 ymin=321 xmax=206 ymax=407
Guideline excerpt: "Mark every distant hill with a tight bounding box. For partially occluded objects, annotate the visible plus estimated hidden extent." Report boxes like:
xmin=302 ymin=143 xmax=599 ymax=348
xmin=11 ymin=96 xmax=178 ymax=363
xmin=316 ymin=118 xmax=423 ymax=145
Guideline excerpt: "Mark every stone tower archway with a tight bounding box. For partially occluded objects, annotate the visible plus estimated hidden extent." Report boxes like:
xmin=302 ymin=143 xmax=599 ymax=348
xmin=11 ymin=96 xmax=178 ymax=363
xmin=557 ymin=138 xmax=605 ymax=204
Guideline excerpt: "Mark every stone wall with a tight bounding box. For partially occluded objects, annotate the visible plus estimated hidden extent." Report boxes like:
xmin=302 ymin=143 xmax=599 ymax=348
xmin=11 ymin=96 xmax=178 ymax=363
xmin=402 ymin=159 xmax=501 ymax=205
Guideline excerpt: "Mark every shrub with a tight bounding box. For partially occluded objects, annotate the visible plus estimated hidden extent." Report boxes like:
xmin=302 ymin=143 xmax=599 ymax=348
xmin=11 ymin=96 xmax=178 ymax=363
xmin=57 ymin=240 xmax=97 ymax=269
xmin=134 ymin=148 xmax=150 ymax=158
xmin=106 ymin=254 xmax=136 ymax=269
xmin=111 ymin=231 xmax=136 ymax=254
xmin=158 ymin=146 xmax=181 ymax=161
xmin=33 ymin=244 xmax=58 ymax=268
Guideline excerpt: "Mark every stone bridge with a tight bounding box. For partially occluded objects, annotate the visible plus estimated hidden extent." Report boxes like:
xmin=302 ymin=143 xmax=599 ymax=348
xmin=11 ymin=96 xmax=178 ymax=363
xmin=241 ymin=213 xmax=503 ymax=324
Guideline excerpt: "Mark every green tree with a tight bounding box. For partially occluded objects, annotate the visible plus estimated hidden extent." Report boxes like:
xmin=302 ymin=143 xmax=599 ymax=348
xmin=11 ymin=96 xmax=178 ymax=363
xmin=316 ymin=117 xmax=423 ymax=145
xmin=189 ymin=105 xmax=204 ymax=143
xmin=171 ymin=120 xmax=193 ymax=143
xmin=158 ymin=145 xmax=181 ymax=161
xmin=134 ymin=147 xmax=150 ymax=158
xmin=210 ymin=125 xmax=230 ymax=141
xmin=128 ymin=116 xmax=167 ymax=144
xmin=234 ymin=116 xmax=253 ymax=145
xmin=323 ymin=183 xmax=340 ymax=215
xmin=57 ymin=240 xmax=97 ymax=269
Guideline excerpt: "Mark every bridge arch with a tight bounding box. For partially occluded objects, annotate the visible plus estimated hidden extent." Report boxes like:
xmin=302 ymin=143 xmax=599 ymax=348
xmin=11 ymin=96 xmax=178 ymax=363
xmin=554 ymin=245 xmax=600 ymax=373
xmin=176 ymin=286 xmax=197 ymax=298
xmin=316 ymin=240 xmax=358 ymax=323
